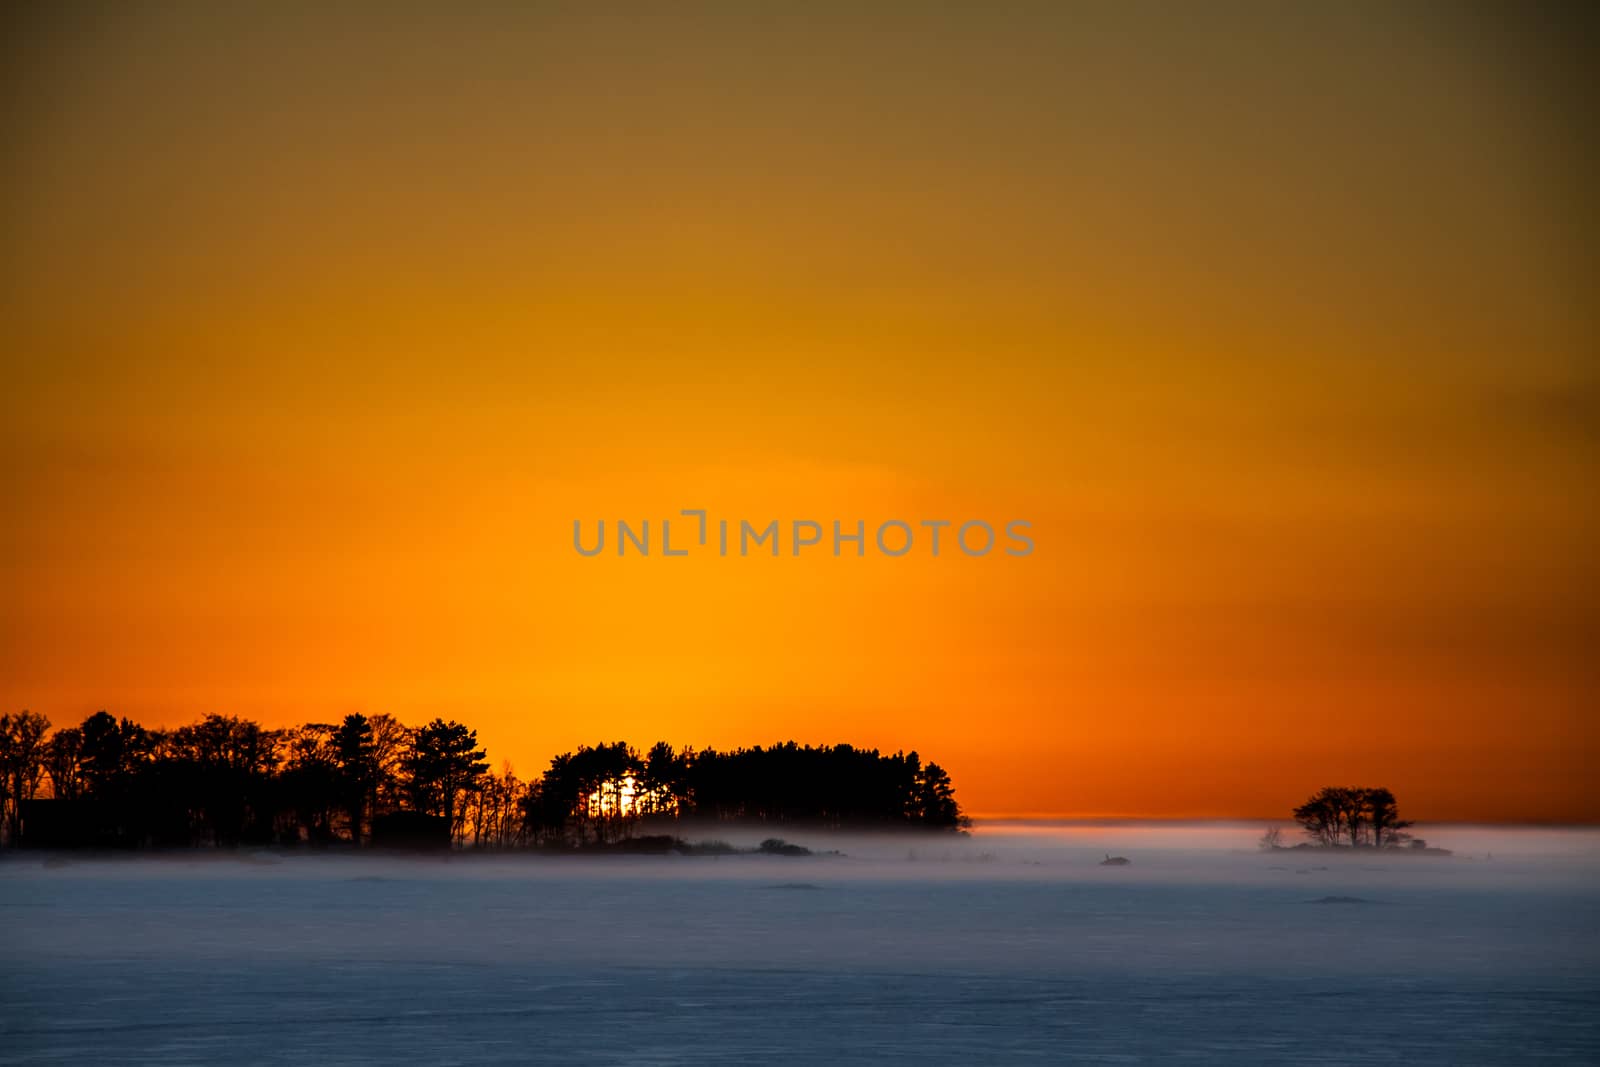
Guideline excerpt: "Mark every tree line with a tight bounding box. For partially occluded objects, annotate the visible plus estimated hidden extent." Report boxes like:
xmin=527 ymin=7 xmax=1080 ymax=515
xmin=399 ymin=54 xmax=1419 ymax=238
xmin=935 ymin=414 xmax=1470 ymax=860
xmin=0 ymin=710 xmax=967 ymax=849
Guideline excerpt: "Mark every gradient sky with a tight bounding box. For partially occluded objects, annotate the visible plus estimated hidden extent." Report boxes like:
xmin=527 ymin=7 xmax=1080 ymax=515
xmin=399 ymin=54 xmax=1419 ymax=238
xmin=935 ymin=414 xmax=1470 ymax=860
xmin=3 ymin=3 xmax=1595 ymax=822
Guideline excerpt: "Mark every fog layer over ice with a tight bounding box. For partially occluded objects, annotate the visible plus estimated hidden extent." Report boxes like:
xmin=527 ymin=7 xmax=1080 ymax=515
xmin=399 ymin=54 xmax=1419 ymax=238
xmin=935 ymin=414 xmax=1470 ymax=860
xmin=2 ymin=823 xmax=1596 ymax=1064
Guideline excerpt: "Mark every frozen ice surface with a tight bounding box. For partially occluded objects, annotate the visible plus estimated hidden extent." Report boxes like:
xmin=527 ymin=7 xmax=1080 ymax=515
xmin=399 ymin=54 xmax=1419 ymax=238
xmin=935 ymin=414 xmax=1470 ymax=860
xmin=2 ymin=825 xmax=1596 ymax=1064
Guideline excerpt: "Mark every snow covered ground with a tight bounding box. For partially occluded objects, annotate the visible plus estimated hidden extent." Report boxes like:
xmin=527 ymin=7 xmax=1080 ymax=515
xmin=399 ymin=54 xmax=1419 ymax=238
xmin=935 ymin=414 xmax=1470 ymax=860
xmin=2 ymin=824 xmax=1596 ymax=1064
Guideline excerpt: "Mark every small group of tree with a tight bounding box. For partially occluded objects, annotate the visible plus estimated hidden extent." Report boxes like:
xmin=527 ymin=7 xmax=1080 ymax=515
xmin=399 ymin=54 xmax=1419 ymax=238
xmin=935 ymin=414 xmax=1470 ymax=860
xmin=0 ymin=711 xmax=968 ymax=850
xmin=1274 ymin=785 xmax=1417 ymax=850
xmin=519 ymin=740 xmax=967 ymax=846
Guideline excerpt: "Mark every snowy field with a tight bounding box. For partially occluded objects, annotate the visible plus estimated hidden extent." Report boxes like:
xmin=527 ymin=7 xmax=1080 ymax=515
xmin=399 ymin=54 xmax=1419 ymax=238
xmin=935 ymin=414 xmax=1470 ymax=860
xmin=2 ymin=824 xmax=1597 ymax=1064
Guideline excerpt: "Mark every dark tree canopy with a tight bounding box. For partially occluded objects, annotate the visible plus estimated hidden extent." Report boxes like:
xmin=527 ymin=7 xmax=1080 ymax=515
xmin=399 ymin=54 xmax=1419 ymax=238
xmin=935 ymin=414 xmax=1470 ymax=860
xmin=519 ymin=741 xmax=969 ymax=846
xmin=2 ymin=710 xmax=968 ymax=850
xmin=1292 ymin=786 xmax=1413 ymax=849
xmin=405 ymin=719 xmax=490 ymax=835
xmin=0 ymin=711 xmax=50 ymax=843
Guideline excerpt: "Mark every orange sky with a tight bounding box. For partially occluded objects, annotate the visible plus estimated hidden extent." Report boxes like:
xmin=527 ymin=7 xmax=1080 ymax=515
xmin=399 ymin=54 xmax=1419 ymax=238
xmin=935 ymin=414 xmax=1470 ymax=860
xmin=3 ymin=4 xmax=1595 ymax=822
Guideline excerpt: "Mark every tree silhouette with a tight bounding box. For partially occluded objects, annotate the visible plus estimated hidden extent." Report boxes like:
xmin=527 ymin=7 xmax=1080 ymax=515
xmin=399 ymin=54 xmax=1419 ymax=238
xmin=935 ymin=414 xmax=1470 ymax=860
xmin=279 ymin=723 xmax=340 ymax=843
xmin=1293 ymin=785 xmax=1413 ymax=848
xmin=913 ymin=758 xmax=962 ymax=827
xmin=639 ymin=740 xmax=689 ymax=816
xmin=167 ymin=714 xmax=280 ymax=846
xmin=465 ymin=762 xmax=525 ymax=848
xmin=45 ymin=726 xmax=84 ymax=803
xmin=333 ymin=714 xmax=378 ymax=844
xmin=0 ymin=711 xmax=50 ymax=844
xmin=520 ymin=740 xmax=970 ymax=844
xmin=5 ymin=709 xmax=970 ymax=850
xmin=404 ymin=719 xmax=489 ymax=842
xmin=79 ymin=711 xmax=147 ymax=799
xmin=364 ymin=713 xmax=412 ymax=829
xmin=1365 ymin=787 xmax=1412 ymax=848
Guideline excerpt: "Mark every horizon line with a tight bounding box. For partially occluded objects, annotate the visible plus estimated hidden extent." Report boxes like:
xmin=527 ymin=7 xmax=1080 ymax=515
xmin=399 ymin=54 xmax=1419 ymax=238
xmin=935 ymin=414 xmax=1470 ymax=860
xmin=968 ymin=813 xmax=1600 ymax=829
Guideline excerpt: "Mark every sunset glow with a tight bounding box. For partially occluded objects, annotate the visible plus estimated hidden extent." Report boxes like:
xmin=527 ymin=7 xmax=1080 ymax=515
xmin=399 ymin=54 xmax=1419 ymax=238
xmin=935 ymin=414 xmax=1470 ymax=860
xmin=2 ymin=4 xmax=1594 ymax=823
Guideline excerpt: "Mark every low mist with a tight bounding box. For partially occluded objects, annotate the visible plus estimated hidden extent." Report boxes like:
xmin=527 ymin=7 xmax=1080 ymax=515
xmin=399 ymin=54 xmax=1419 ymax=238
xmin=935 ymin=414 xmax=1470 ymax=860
xmin=5 ymin=823 xmax=1594 ymax=973
xmin=4 ymin=822 xmax=1596 ymax=1064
